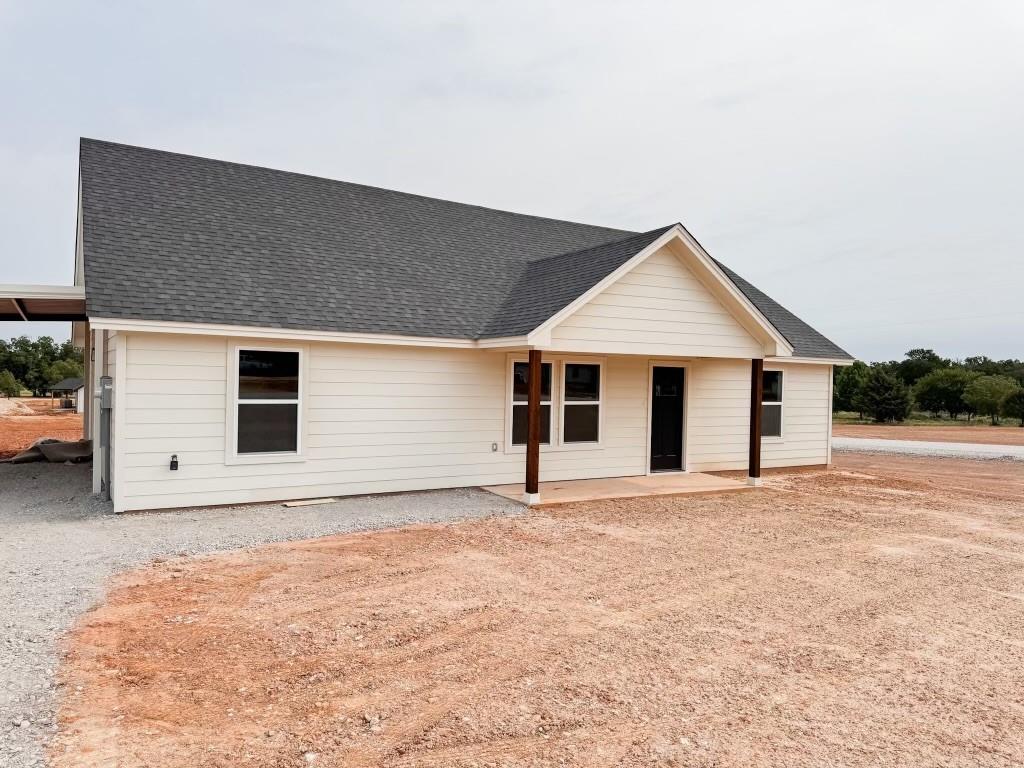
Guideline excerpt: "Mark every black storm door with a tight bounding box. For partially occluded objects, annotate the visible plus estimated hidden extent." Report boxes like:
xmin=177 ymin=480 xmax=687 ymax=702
xmin=650 ymin=366 xmax=684 ymax=472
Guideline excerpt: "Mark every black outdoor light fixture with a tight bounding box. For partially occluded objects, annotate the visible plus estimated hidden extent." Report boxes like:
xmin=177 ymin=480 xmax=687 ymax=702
xmin=169 ymin=454 xmax=179 ymax=471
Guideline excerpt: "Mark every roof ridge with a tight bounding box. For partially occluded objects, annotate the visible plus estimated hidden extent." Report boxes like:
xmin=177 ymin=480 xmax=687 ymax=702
xmin=79 ymin=137 xmax=633 ymax=240
xmin=523 ymin=224 xmax=675 ymax=267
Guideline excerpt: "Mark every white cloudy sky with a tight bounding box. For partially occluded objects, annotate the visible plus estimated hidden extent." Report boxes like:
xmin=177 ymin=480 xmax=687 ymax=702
xmin=1 ymin=1 xmax=1022 ymax=361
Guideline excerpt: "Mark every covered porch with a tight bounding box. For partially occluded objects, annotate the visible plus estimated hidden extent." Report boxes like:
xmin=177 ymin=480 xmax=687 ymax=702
xmin=484 ymin=471 xmax=750 ymax=506
xmin=512 ymin=349 xmax=767 ymax=506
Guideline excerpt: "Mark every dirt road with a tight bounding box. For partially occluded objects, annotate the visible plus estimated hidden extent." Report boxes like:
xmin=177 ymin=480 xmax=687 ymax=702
xmin=54 ymin=455 xmax=1024 ymax=767
xmin=834 ymin=423 xmax=1024 ymax=445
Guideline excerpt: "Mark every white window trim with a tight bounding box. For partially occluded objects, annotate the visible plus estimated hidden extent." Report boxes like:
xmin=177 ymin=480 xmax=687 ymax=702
xmin=225 ymin=342 xmax=308 ymax=465
xmin=762 ymin=368 xmax=784 ymax=442
xmin=506 ymin=357 xmax=554 ymax=452
xmin=503 ymin=353 xmax=605 ymax=454
xmin=559 ymin=359 xmax=604 ymax=446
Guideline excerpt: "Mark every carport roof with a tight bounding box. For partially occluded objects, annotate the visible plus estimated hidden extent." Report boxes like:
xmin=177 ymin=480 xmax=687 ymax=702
xmin=0 ymin=285 xmax=87 ymax=322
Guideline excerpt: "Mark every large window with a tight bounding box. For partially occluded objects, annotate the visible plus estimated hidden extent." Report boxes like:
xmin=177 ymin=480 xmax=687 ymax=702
xmin=511 ymin=361 xmax=551 ymax=445
xmin=235 ymin=349 xmax=301 ymax=454
xmin=761 ymin=370 xmax=783 ymax=438
xmin=563 ymin=363 xmax=601 ymax=443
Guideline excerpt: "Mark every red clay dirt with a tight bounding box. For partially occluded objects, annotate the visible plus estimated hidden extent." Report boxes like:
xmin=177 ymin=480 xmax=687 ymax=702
xmin=834 ymin=422 xmax=1024 ymax=445
xmin=0 ymin=398 xmax=83 ymax=459
xmin=54 ymin=454 xmax=1024 ymax=768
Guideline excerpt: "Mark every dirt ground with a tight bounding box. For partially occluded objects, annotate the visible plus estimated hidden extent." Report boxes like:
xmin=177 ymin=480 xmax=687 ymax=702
xmin=0 ymin=398 xmax=83 ymax=459
xmin=834 ymin=422 xmax=1024 ymax=445
xmin=54 ymin=454 xmax=1024 ymax=768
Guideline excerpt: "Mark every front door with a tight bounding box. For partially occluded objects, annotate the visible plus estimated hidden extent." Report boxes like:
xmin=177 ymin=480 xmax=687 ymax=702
xmin=650 ymin=366 xmax=684 ymax=472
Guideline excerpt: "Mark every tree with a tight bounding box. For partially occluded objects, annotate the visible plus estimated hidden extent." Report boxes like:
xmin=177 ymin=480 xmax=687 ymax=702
xmin=1003 ymin=389 xmax=1024 ymax=427
xmin=855 ymin=366 xmax=912 ymax=423
xmin=833 ymin=361 xmax=869 ymax=414
xmin=46 ymin=359 xmax=84 ymax=386
xmin=0 ymin=369 xmax=21 ymax=397
xmin=912 ymin=368 xmax=979 ymax=419
xmin=896 ymin=348 xmax=948 ymax=386
xmin=963 ymin=375 xmax=1021 ymax=425
xmin=0 ymin=335 xmax=84 ymax=396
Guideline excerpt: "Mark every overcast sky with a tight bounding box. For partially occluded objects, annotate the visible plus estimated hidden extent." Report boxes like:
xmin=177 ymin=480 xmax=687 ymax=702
xmin=2 ymin=1 xmax=1021 ymax=361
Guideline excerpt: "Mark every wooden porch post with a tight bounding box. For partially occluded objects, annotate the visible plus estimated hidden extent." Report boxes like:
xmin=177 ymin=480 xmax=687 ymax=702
xmin=748 ymin=358 xmax=763 ymax=486
xmin=525 ymin=349 xmax=542 ymax=504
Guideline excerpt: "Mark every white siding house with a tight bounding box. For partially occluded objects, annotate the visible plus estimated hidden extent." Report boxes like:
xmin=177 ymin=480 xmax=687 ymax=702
xmin=89 ymin=237 xmax=841 ymax=512
xmin=5 ymin=140 xmax=853 ymax=512
xmin=91 ymin=331 xmax=836 ymax=513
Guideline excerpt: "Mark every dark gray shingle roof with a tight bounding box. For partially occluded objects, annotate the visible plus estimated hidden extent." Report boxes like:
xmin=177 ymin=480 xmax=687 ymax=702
xmin=50 ymin=377 xmax=83 ymax=392
xmin=480 ymin=227 xmax=676 ymax=338
xmin=80 ymin=139 xmax=850 ymax=360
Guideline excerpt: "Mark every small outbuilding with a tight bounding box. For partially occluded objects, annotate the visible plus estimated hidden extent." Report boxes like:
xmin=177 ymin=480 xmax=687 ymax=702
xmin=49 ymin=377 xmax=85 ymax=413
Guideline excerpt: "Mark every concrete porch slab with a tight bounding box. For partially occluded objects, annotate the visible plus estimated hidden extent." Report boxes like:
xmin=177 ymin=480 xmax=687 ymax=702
xmin=483 ymin=472 xmax=752 ymax=506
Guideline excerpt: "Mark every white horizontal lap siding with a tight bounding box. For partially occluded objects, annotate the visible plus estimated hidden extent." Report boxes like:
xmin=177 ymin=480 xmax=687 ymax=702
xmin=686 ymin=359 xmax=750 ymax=471
xmin=117 ymin=334 xmax=648 ymax=511
xmin=549 ymin=246 xmax=763 ymax=358
xmin=761 ymin=363 xmax=830 ymax=468
xmin=685 ymin=360 xmax=831 ymax=472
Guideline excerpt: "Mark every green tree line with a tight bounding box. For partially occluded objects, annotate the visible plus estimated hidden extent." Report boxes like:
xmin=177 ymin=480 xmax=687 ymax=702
xmin=833 ymin=349 xmax=1024 ymax=426
xmin=0 ymin=335 xmax=84 ymax=397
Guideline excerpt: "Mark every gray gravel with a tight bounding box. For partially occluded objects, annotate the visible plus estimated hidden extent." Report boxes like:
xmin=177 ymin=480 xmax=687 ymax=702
xmin=833 ymin=436 xmax=1024 ymax=461
xmin=0 ymin=462 xmax=522 ymax=767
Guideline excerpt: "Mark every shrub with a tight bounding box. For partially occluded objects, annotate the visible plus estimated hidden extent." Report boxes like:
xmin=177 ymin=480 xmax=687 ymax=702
xmin=963 ymin=375 xmax=1021 ymax=425
xmin=855 ymin=366 xmax=912 ymax=423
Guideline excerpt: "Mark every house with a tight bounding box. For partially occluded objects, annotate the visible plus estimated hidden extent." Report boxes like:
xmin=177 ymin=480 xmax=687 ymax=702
xmin=1 ymin=139 xmax=852 ymax=512
xmin=49 ymin=376 xmax=85 ymax=412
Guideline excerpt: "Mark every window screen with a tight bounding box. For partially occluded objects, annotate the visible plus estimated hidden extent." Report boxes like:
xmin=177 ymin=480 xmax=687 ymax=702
xmin=236 ymin=349 xmax=300 ymax=454
xmin=511 ymin=361 xmax=552 ymax=445
xmin=761 ymin=370 xmax=782 ymax=438
xmin=563 ymin=363 xmax=600 ymax=442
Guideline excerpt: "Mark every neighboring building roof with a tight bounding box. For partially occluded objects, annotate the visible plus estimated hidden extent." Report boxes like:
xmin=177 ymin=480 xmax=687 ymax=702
xmin=50 ymin=377 xmax=83 ymax=392
xmin=79 ymin=139 xmax=851 ymax=359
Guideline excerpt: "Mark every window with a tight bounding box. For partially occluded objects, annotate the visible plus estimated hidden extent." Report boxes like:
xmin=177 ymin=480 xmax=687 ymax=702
xmin=235 ymin=349 xmax=300 ymax=454
xmin=511 ymin=361 xmax=552 ymax=445
xmin=563 ymin=363 xmax=601 ymax=443
xmin=762 ymin=370 xmax=782 ymax=438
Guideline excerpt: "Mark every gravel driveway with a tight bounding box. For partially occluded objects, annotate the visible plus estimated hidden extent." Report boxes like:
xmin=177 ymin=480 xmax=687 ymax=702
xmin=0 ymin=462 xmax=522 ymax=768
xmin=833 ymin=436 xmax=1024 ymax=461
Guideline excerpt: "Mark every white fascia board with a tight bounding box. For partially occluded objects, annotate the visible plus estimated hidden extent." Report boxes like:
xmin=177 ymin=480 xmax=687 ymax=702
xmin=525 ymin=227 xmax=681 ymax=345
xmin=476 ymin=335 xmax=532 ymax=348
xmin=671 ymin=226 xmax=794 ymax=357
xmin=0 ymin=284 xmax=86 ymax=300
xmin=767 ymin=356 xmax=855 ymax=366
xmin=525 ymin=225 xmax=794 ymax=357
xmin=87 ymin=317 xmax=531 ymax=349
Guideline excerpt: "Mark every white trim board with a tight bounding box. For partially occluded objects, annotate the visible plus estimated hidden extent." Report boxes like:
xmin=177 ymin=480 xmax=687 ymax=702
xmin=89 ymin=317 xmax=528 ymax=349
xmin=0 ymin=284 xmax=85 ymax=300
xmin=526 ymin=225 xmax=794 ymax=358
xmin=85 ymin=316 xmax=851 ymax=364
